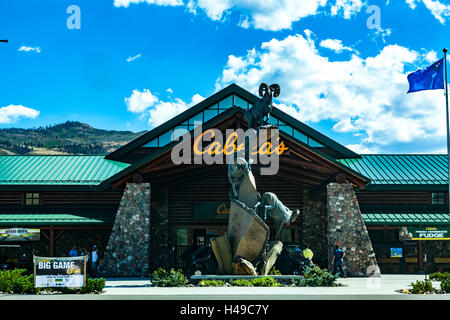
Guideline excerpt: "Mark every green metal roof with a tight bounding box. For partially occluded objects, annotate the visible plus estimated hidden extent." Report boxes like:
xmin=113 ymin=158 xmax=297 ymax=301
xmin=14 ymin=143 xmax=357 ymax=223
xmin=361 ymin=206 xmax=450 ymax=226
xmin=0 ymin=214 xmax=106 ymax=226
xmin=0 ymin=206 xmax=116 ymax=226
xmin=338 ymin=154 xmax=448 ymax=189
xmin=0 ymin=155 xmax=130 ymax=186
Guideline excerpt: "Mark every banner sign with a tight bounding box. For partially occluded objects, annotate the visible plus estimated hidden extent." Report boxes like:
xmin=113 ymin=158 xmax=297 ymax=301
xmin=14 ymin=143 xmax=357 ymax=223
xmin=193 ymin=202 xmax=230 ymax=221
xmin=0 ymin=228 xmax=40 ymax=241
xmin=399 ymin=226 xmax=450 ymax=240
xmin=34 ymin=256 xmax=86 ymax=288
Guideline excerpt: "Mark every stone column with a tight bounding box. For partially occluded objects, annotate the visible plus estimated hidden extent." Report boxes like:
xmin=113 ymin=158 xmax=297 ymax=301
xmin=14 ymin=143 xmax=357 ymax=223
xmin=327 ymin=182 xmax=377 ymax=276
xmin=103 ymin=183 xmax=151 ymax=277
xmin=301 ymin=187 xmax=328 ymax=268
xmin=149 ymin=184 xmax=170 ymax=271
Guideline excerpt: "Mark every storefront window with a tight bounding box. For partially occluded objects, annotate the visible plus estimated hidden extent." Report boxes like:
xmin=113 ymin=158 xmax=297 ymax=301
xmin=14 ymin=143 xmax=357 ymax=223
xmin=158 ymin=130 xmax=173 ymax=146
xmin=431 ymin=192 xmax=446 ymax=205
xmin=309 ymin=138 xmax=325 ymax=148
xmin=293 ymin=129 xmax=308 ymax=144
xmin=234 ymin=95 xmax=249 ymax=110
xmin=25 ymin=193 xmax=40 ymax=205
xmin=203 ymin=109 xmax=219 ymax=122
xmin=176 ymin=229 xmax=188 ymax=246
xmin=218 ymin=95 xmax=233 ymax=110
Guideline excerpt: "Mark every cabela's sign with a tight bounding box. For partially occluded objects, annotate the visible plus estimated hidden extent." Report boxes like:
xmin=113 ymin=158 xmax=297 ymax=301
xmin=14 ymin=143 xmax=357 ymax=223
xmin=192 ymin=130 xmax=288 ymax=156
xmin=172 ymin=126 xmax=288 ymax=175
xmin=193 ymin=202 xmax=230 ymax=221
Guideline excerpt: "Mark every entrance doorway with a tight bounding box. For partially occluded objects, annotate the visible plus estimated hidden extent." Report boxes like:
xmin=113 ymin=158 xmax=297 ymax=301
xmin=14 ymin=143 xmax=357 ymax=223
xmin=173 ymin=225 xmax=227 ymax=270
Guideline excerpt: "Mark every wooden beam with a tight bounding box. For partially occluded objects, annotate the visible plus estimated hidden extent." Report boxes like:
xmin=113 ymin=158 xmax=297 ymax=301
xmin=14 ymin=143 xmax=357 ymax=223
xmin=418 ymin=240 xmax=424 ymax=271
xmin=49 ymin=227 xmax=54 ymax=257
xmin=276 ymin=164 xmax=331 ymax=181
xmin=275 ymin=171 xmax=320 ymax=186
xmin=280 ymin=156 xmax=336 ymax=174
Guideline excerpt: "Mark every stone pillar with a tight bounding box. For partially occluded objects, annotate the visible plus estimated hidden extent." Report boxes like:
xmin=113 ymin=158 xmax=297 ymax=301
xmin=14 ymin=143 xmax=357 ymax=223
xmin=149 ymin=184 xmax=170 ymax=271
xmin=327 ymin=182 xmax=377 ymax=276
xmin=301 ymin=187 xmax=328 ymax=268
xmin=103 ymin=183 xmax=151 ymax=277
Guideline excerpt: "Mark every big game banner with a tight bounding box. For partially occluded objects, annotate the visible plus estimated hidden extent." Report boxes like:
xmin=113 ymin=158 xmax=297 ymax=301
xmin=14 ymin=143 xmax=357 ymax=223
xmin=34 ymin=256 xmax=86 ymax=288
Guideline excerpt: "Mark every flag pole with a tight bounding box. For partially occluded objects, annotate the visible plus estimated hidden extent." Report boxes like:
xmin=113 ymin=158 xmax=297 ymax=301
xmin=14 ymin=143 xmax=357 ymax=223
xmin=445 ymin=48 xmax=449 ymax=215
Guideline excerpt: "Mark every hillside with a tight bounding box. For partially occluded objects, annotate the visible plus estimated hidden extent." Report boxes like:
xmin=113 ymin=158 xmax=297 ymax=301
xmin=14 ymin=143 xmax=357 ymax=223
xmin=0 ymin=121 xmax=146 ymax=155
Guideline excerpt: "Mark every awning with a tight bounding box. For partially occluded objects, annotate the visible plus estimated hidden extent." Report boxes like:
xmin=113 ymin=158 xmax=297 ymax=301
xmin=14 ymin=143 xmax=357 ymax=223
xmin=0 ymin=206 xmax=116 ymax=226
xmin=361 ymin=206 xmax=450 ymax=226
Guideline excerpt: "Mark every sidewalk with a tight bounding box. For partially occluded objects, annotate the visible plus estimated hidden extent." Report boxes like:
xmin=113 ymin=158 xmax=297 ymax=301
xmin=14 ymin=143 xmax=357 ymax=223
xmin=0 ymin=275 xmax=449 ymax=300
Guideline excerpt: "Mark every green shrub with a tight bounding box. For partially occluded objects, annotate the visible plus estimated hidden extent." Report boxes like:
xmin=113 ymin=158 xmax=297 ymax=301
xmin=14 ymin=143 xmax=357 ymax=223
xmin=250 ymin=277 xmax=281 ymax=287
xmin=269 ymin=267 xmax=282 ymax=275
xmin=429 ymin=272 xmax=450 ymax=282
xmin=440 ymin=278 xmax=450 ymax=293
xmin=0 ymin=269 xmax=104 ymax=294
xmin=231 ymin=279 xmax=253 ymax=287
xmin=292 ymin=266 xmax=338 ymax=287
xmin=80 ymin=277 xmax=106 ymax=294
xmin=11 ymin=274 xmax=36 ymax=294
xmin=410 ymin=279 xmax=434 ymax=294
xmin=0 ymin=269 xmax=38 ymax=294
xmin=151 ymin=268 xmax=188 ymax=287
xmin=198 ymin=280 xmax=225 ymax=287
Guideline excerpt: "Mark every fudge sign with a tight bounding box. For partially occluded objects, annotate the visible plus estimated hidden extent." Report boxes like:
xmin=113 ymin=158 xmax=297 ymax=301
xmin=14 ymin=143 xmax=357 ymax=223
xmin=34 ymin=256 xmax=86 ymax=288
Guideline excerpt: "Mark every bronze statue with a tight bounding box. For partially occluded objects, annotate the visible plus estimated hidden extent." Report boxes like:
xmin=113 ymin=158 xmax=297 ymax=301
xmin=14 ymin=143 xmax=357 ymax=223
xmin=257 ymin=192 xmax=300 ymax=240
xmin=227 ymin=157 xmax=252 ymax=199
xmin=209 ymin=82 xmax=301 ymax=276
xmin=244 ymin=83 xmax=280 ymax=129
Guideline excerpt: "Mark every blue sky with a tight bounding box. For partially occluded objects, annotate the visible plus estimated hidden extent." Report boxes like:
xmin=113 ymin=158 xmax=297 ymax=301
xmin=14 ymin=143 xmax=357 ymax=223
xmin=0 ymin=0 xmax=449 ymax=154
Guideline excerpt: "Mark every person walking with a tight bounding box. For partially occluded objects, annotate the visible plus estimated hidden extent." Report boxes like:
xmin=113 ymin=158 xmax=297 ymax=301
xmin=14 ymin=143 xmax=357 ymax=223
xmin=91 ymin=245 xmax=99 ymax=277
xmin=302 ymin=244 xmax=314 ymax=267
xmin=69 ymin=246 xmax=78 ymax=257
xmin=332 ymin=245 xmax=346 ymax=277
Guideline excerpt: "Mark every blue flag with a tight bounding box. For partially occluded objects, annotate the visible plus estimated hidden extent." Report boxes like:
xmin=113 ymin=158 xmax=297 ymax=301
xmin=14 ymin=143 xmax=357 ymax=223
xmin=407 ymin=58 xmax=444 ymax=93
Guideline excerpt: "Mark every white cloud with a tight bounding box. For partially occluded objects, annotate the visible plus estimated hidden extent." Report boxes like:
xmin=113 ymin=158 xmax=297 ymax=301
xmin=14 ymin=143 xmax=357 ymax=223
xmin=18 ymin=46 xmax=41 ymax=53
xmin=114 ymin=0 xmax=183 ymax=8
xmin=345 ymin=143 xmax=378 ymax=154
xmin=405 ymin=0 xmax=449 ymax=24
xmin=0 ymin=105 xmax=40 ymax=124
xmin=216 ymin=31 xmax=447 ymax=153
xmin=425 ymin=50 xmax=438 ymax=63
xmin=124 ymin=88 xmax=205 ymax=127
xmin=330 ymin=0 xmax=365 ymax=19
xmin=166 ymin=88 xmax=173 ymax=94
xmin=126 ymin=53 xmax=142 ymax=62
xmin=319 ymin=39 xmax=355 ymax=53
xmin=125 ymin=89 xmax=159 ymax=113
xmin=114 ymin=0 xmax=367 ymax=31
xmin=147 ymin=94 xmax=205 ymax=127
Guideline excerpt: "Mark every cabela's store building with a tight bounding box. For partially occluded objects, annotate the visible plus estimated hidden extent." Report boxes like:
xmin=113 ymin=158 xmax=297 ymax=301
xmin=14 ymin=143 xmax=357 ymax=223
xmin=1 ymin=84 xmax=450 ymax=277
